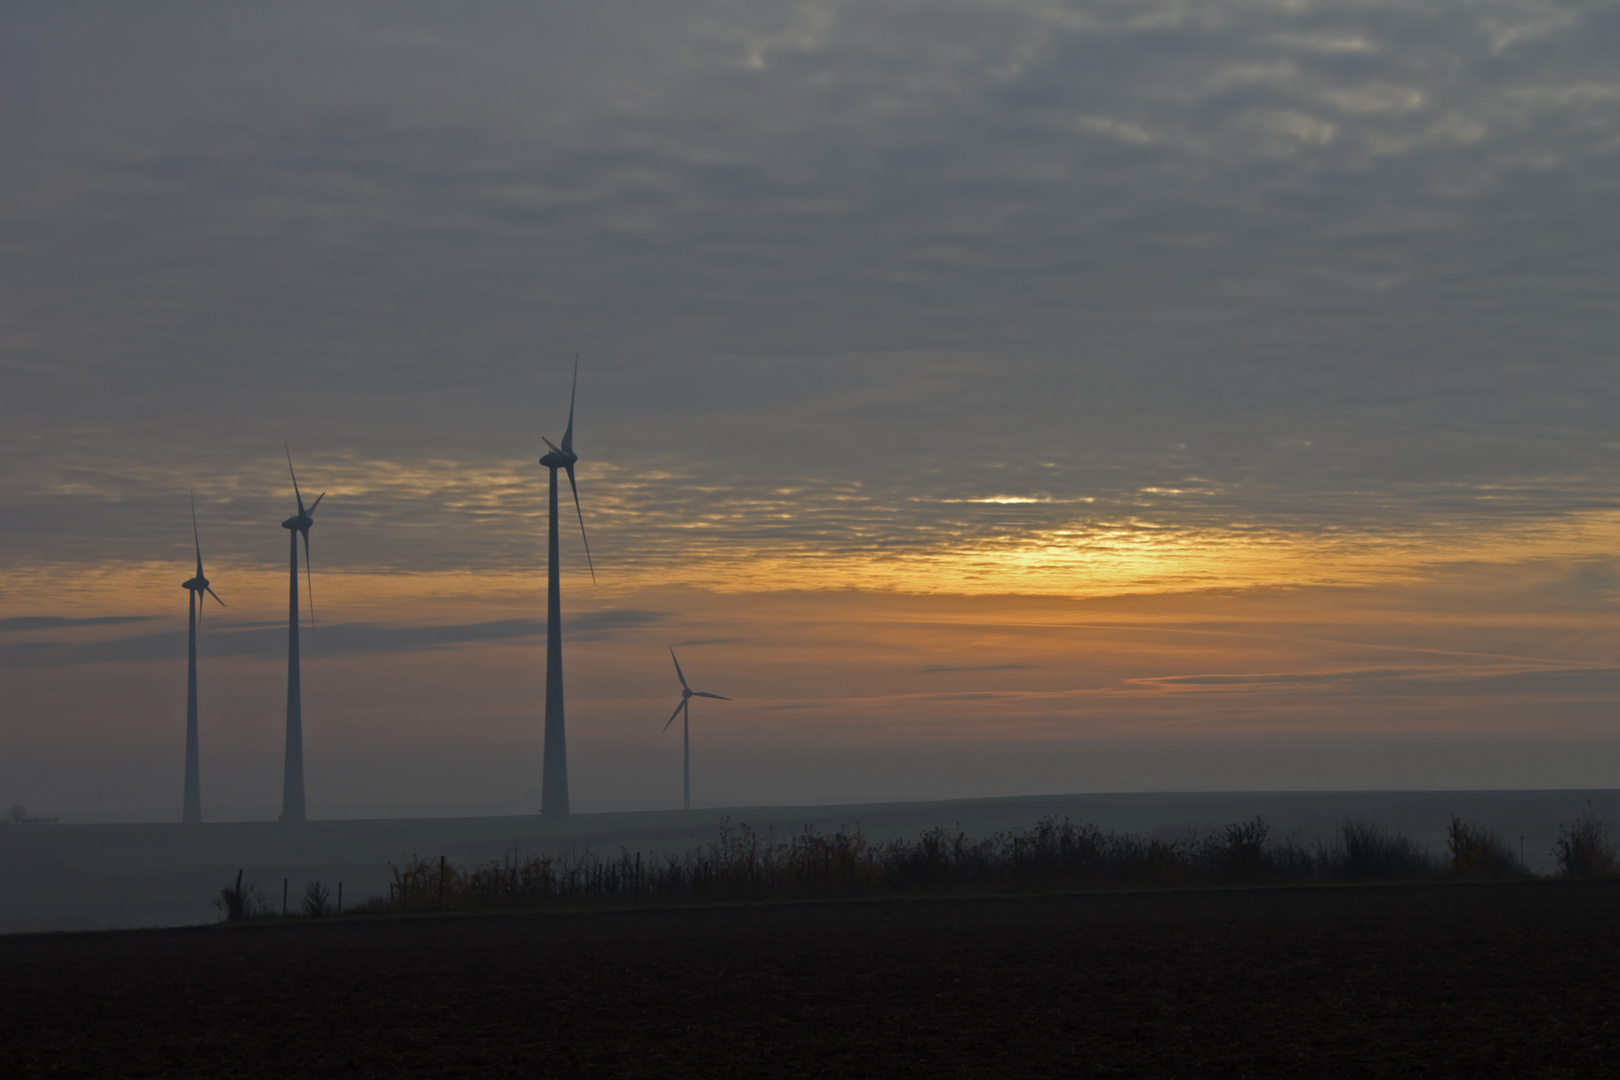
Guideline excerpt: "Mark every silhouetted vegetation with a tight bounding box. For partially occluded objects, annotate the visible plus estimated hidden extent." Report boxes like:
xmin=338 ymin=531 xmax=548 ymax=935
xmin=1335 ymin=819 xmax=1439 ymax=881
xmin=302 ymin=880 xmax=331 ymax=917
xmin=377 ymin=815 xmax=1454 ymax=914
xmin=211 ymin=811 xmax=1620 ymax=921
xmin=1554 ymin=805 xmax=1618 ymax=878
xmin=213 ymin=870 xmax=263 ymax=921
xmin=1446 ymin=817 xmax=1527 ymax=879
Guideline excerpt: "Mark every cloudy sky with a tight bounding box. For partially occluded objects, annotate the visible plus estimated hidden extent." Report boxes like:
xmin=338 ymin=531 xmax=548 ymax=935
xmin=4 ymin=0 xmax=1619 ymax=818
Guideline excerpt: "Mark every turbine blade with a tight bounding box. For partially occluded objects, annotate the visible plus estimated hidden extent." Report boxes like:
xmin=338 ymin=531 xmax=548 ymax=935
xmin=565 ymin=465 xmax=595 ymax=583
xmin=669 ymin=647 xmax=689 ymax=689
xmin=540 ymin=436 xmax=562 ymax=455
xmin=302 ymin=530 xmax=316 ymax=628
xmin=692 ymin=692 xmax=730 ymax=700
xmin=308 ymin=492 xmax=325 ymax=516
xmin=207 ymin=586 xmax=225 ymax=607
xmin=561 ymin=354 xmax=578 ymax=454
xmin=285 ymin=445 xmax=306 ymax=515
xmin=661 ymin=699 xmax=684 ymax=732
xmin=190 ymin=493 xmax=203 ymax=576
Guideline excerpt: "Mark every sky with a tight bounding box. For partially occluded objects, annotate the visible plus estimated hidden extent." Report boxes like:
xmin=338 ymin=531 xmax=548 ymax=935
xmin=3 ymin=0 xmax=1620 ymax=818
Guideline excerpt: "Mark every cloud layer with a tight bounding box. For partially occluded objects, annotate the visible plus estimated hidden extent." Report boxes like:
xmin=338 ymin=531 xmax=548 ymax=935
xmin=4 ymin=0 xmax=1619 ymax=593
xmin=5 ymin=3 xmax=1620 ymax=812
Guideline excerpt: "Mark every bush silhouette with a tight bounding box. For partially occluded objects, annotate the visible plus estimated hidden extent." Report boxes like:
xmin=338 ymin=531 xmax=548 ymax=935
xmin=1335 ymin=820 xmax=1437 ymax=882
xmin=302 ymin=880 xmax=332 ymax=917
xmin=1554 ymin=807 xmax=1617 ymax=878
xmin=1446 ymin=817 xmax=1526 ymax=879
xmin=214 ymin=870 xmax=262 ymax=921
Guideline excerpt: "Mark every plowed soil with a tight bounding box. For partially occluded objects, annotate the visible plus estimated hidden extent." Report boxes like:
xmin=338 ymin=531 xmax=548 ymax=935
xmin=2 ymin=880 xmax=1616 ymax=1077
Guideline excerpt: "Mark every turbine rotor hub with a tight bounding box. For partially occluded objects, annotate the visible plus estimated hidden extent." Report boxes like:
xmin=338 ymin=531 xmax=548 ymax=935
xmin=539 ymin=450 xmax=575 ymax=469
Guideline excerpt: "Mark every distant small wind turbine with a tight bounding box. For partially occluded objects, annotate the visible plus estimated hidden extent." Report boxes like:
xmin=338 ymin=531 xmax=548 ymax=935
xmin=181 ymin=494 xmax=224 ymax=825
xmin=280 ymin=447 xmax=324 ymax=824
xmin=537 ymin=357 xmax=596 ymax=821
xmin=662 ymin=647 xmax=730 ymax=812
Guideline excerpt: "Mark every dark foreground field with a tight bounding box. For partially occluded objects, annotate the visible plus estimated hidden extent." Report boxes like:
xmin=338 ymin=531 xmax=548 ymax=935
xmin=2 ymin=881 xmax=1617 ymax=1078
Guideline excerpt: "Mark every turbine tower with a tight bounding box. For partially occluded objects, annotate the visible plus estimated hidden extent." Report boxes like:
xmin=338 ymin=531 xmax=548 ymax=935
xmin=662 ymin=647 xmax=730 ymax=812
xmin=538 ymin=358 xmax=595 ymax=820
xmin=280 ymin=449 xmax=324 ymax=824
xmin=181 ymin=495 xmax=224 ymax=825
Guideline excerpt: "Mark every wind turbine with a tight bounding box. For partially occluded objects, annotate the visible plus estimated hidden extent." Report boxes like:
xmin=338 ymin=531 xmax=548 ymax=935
xmin=181 ymin=494 xmax=224 ymax=825
xmin=279 ymin=448 xmax=324 ymax=824
xmin=538 ymin=358 xmax=595 ymax=821
xmin=661 ymin=647 xmax=730 ymax=812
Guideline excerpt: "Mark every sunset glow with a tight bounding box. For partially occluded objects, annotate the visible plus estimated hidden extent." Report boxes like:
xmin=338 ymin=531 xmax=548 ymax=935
xmin=5 ymin=0 xmax=1620 ymax=818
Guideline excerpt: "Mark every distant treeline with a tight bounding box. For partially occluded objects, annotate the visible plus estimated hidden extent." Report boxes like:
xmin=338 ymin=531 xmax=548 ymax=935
xmin=216 ymin=808 xmax=1619 ymax=920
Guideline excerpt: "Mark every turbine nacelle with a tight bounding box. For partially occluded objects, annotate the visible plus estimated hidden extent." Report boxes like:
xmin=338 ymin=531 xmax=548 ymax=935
xmin=538 ymin=440 xmax=576 ymax=469
xmin=183 ymin=574 xmax=210 ymax=593
xmin=281 ymin=513 xmax=314 ymax=532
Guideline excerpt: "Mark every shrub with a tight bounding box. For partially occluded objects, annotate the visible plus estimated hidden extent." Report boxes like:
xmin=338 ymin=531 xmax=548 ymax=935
xmin=302 ymin=880 xmax=331 ymax=917
xmin=1553 ymin=807 xmax=1617 ymax=878
xmin=1199 ymin=817 xmax=1272 ymax=882
xmin=214 ymin=869 xmax=262 ymax=921
xmin=1335 ymin=820 xmax=1437 ymax=882
xmin=1446 ymin=817 xmax=1526 ymax=879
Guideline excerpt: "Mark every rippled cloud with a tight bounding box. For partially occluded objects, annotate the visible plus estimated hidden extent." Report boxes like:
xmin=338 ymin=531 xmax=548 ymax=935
xmin=3 ymin=0 xmax=1618 ymax=606
xmin=6 ymin=3 xmax=1620 ymax=811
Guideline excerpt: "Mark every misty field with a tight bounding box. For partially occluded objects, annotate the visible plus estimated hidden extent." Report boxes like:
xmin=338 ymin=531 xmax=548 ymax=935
xmin=3 ymin=877 xmax=1617 ymax=1078
xmin=9 ymin=791 xmax=1618 ymax=932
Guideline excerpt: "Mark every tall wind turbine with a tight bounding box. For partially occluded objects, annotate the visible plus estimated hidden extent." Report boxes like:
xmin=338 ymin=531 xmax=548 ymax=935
xmin=280 ymin=448 xmax=324 ymax=824
xmin=181 ymin=495 xmax=224 ymax=825
xmin=538 ymin=358 xmax=595 ymax=820
xmin=662 ymin=648 xmax=730 ymax=812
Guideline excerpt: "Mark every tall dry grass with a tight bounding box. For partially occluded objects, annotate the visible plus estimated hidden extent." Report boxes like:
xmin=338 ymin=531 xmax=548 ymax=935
xmin=380 ymin=814 xmax=1452 ymax=914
